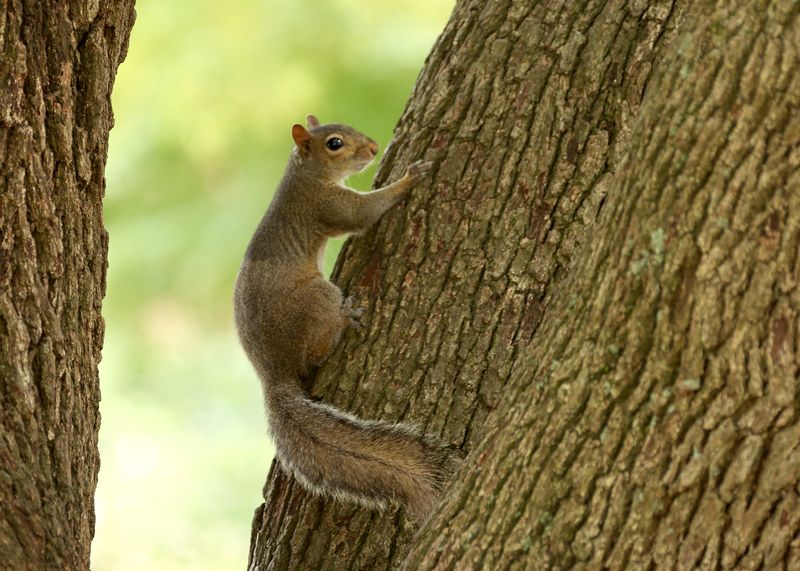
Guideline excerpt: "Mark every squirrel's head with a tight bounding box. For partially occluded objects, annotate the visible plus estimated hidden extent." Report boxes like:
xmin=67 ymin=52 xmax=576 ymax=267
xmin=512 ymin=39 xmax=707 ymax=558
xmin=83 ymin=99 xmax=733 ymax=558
xmin=291 ymin=115 xmax=379 ymax=181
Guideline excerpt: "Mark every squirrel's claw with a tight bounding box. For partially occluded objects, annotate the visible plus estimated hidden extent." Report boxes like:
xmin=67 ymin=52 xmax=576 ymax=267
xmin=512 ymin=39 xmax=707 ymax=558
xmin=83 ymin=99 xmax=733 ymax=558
xmin=405 ymin=160 xmax=434 ymax=182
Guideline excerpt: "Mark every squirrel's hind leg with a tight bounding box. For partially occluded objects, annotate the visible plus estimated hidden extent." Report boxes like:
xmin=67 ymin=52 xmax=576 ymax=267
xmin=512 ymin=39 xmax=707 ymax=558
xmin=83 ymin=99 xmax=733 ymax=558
xmin=298 ymin=278 xmax=352 ymax=372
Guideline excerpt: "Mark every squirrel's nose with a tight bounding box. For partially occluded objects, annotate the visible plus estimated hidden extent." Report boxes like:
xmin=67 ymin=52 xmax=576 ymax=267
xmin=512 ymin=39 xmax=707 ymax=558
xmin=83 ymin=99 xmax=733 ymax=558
xmin=368 ymin=141 xmax=379 ymax=156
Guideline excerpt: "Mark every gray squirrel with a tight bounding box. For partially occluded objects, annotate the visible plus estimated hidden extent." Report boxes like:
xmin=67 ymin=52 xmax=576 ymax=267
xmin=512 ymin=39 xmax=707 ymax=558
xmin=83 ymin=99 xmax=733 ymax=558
xmin=234 ymin=115 xmax=460 ymax=521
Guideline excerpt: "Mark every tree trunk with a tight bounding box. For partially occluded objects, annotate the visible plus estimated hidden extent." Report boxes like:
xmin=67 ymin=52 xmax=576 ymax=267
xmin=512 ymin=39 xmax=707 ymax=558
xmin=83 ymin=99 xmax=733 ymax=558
xmin=0 ymin=2 xmax=135 ymax=570
xmin=407 ymin=0 xmax=800 ymax=568
xmin=248 ymin=0 xmax=800 ymax=569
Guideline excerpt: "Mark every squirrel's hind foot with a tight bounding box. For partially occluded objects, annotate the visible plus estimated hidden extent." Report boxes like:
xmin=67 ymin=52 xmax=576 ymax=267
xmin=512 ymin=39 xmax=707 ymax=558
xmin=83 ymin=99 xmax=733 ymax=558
xmin=342 ymin=295 xmax=366 ymax=329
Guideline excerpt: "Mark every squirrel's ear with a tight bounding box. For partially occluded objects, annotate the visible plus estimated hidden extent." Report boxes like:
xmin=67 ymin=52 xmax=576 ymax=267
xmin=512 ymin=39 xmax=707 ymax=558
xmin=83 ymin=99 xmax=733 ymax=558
xmin=306 ymin=114 xmax=321 ymax=128
xmin=292 ymin=124 xmax=312 ymax=153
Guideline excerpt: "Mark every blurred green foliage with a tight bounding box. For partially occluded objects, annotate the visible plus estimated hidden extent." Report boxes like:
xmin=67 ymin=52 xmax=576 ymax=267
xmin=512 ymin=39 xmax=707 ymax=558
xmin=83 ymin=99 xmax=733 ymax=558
xmin=93 ymin=1 xmax=453 ymax=569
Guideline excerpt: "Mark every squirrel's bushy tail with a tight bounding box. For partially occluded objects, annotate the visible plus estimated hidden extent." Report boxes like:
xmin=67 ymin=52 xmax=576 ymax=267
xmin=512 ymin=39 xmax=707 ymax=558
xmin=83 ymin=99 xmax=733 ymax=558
xmin=264 ymin=372 xmax=460 ymax=521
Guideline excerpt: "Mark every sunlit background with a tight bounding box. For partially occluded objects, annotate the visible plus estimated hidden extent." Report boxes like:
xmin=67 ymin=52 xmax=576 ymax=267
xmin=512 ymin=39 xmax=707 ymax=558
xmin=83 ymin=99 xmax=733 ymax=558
xmin=93 ymin=1 xmax=453 ymax=569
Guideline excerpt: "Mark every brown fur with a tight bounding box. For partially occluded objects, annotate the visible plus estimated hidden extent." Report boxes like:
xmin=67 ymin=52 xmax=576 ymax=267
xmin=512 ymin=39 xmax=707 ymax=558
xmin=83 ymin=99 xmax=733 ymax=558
xmin=234 ymin=116 xmax=460 ymax=521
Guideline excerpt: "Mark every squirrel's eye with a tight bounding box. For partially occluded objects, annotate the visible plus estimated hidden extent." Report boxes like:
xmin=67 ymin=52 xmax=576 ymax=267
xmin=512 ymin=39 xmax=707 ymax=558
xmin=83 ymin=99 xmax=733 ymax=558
xmin=326 ymin=137 xmax=344 ymax=151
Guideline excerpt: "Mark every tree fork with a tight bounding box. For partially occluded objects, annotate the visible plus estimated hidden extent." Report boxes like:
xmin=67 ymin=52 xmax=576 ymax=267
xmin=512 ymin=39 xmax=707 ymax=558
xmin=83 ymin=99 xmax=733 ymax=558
xmin=248 ymin=0 xmax=696 ymax=568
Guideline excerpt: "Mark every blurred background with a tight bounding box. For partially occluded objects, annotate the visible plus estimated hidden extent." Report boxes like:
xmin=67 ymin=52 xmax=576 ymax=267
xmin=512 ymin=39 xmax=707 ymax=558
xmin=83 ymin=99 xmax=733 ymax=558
xmin=93 ymin=1 xmax=453 ymax=569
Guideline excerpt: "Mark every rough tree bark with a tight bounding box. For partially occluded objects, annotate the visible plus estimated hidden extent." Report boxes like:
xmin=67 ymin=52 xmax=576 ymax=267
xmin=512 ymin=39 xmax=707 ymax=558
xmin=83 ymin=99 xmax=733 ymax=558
xmin=247 ymin=0 xmax=800 ymax=569
xmin=0 ymin=2 xmax=135 ymax=570
xmin=408 ymin=0 xmax=800 ymax=569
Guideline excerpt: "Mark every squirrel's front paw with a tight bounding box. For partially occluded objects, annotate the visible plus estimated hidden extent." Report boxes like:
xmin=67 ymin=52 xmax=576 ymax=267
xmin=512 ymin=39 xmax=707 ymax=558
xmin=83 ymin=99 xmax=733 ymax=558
xmin=405 ymin=160 xmax=434 ymax=184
